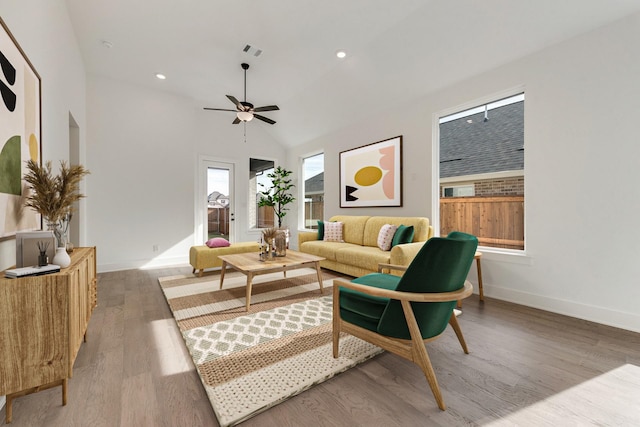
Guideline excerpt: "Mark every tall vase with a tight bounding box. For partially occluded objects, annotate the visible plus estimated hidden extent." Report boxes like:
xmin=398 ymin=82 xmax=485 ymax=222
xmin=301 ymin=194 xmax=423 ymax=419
xmin=47 ymin=219 xmax=71 ymax=267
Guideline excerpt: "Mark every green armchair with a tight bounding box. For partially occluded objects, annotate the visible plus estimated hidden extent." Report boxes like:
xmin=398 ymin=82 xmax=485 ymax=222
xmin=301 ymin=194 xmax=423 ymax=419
xmin=332 ymin=231 xmax=478 ymax=410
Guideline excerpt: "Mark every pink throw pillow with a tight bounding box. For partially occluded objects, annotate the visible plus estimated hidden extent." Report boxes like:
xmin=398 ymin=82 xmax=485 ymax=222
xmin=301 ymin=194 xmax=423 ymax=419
xmin=206 ymin=237 xmax=231 ymax=248
xmin=377 ymin=224 xmax=398 ymax=251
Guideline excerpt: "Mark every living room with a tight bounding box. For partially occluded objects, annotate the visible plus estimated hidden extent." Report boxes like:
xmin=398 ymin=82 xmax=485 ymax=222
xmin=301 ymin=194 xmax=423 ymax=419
xmin=1 ymin=1 xmax=640 ymax=425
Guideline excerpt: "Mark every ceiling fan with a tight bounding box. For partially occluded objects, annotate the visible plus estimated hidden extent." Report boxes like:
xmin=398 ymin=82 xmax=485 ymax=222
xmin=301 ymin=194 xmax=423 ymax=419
xmin=204 ymin=63 xmax=279 ymax=125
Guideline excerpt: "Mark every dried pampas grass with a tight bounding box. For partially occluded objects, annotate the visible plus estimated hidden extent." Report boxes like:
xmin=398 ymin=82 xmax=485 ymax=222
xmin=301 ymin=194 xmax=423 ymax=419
xmin=24 ymin=159 xmax=90 ymax=223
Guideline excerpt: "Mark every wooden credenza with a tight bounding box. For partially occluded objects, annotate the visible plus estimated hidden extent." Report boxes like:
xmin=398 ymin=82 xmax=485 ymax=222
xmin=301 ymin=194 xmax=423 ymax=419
xmin=0 ymin=247 xmax=97 ymax=423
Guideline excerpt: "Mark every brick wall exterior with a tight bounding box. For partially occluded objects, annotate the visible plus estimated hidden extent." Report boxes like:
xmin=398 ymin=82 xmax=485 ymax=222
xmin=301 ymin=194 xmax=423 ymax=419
xmin=441 ymin=176 xmax=524 ymax=197
xmin=474 ymin=177 xmax=524 ymax=196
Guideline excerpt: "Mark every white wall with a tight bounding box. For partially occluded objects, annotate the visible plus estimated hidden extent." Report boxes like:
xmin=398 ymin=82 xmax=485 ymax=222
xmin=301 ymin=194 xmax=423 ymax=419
xmin=288 ymin=13 xmax=640 ymax=333
xmin=0 ymin=0 xmax=87 ymax=412
xmin=0 ymin=0 xmax=86 ymax=269
xmin=86 ymin=75 xmax=286 ymax=271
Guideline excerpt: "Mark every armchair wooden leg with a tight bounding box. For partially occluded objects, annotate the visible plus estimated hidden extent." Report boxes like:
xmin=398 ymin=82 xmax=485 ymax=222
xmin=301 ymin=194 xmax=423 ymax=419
xmin=401 ymin=300 xmax=446 ymax=410
xmin=449 ymin=312 xmax=469 ymax=354
xmin=332 ymin=283 xmax=341 ymax=358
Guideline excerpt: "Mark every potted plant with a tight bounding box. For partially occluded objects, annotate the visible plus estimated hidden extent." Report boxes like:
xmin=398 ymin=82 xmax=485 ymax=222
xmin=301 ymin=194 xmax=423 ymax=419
xmin=23 ymin=159 xmax=90 ymax=266
xmin=257 ymin=166 xmax=295 ymax=228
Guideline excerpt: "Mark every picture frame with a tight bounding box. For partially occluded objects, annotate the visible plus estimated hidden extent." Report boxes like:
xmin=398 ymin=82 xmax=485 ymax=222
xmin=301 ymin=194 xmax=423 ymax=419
xmin=0 ymin=17 xmax=42 ymax=239
xmin=339 ymin=135 xmax=403 ymax=208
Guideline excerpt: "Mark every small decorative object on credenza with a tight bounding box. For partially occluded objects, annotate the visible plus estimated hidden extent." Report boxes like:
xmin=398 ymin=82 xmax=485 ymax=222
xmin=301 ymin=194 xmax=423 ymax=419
xmin=23 ymin=159 xmax=90 ymax=268
xmin=37 ymin=240 xmax=50 ymax=266
xmin=4 ymin=264 xmax=60 ymax=279
xmin=15 ymin=230 xmax=56 ymax=268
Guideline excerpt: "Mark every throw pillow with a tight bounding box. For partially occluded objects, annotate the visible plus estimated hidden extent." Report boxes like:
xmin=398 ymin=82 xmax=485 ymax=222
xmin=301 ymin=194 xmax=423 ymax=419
xmin=206 ymin=237 xmax=231 ymax=248
xmin=317 ymin=220 xmax=325 ymax=240
xmin=377 ymin=224 xmax=398 ymax=251
xmin=323 ymin=221 xmax=344 ymax=242
xmin=391 ymin=225 xmax=415 ymax=248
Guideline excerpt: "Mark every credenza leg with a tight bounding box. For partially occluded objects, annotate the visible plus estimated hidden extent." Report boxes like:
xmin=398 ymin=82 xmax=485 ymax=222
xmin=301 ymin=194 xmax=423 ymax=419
xmin=62 ymin=378 xmax=68 ymax=406
xmin=6 ymin=394 xmax=13 ymax=423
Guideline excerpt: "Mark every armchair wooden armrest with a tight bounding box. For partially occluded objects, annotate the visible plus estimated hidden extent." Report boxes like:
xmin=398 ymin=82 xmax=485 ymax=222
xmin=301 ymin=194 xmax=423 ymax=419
xmin=377 ymin=263 xmax=408 ymax=274
xmin=333 ymin=278 xmax=473 ymax=303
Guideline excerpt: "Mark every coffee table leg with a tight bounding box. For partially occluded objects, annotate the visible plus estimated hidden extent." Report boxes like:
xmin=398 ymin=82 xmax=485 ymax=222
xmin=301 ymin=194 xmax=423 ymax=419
xmin=220 ymin=261 xmax=227 ymax=290
xmin=246 ymin=273 xmax=254 ymax=311
xmin=314 ymin=261 xmax=324 ymax=293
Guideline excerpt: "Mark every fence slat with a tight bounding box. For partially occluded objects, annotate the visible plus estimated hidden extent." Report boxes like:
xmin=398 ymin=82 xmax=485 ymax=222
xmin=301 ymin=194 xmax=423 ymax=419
xmin=440 ymin=196 xmax=524 ymax=250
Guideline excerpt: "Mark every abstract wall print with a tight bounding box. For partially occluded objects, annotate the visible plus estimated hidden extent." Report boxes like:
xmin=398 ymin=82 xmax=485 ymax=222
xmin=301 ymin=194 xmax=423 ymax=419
xmin=340 ymin=136 xmax=402 ymax=208
xmin=0 ymin=17 xmax=41 ymax=238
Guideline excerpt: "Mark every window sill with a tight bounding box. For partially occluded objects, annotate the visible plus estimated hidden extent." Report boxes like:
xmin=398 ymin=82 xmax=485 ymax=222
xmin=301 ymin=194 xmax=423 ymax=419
xmin=478 ymin=247 xmax=533 ymax=265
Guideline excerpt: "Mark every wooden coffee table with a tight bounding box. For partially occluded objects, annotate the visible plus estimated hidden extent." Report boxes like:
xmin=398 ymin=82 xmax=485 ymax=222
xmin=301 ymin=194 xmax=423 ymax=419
xmin=218 ymin=250 xmax=325 ymax=311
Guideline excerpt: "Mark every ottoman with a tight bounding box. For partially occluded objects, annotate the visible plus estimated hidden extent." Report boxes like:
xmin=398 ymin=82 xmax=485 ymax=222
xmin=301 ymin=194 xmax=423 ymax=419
xmin=189 ymin=241 xmax=260 ymax=277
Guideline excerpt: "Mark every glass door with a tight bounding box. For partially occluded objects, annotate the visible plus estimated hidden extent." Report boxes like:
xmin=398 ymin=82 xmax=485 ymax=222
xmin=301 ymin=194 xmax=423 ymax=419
xmin=203 ymin=161 xmax=234 ymax=241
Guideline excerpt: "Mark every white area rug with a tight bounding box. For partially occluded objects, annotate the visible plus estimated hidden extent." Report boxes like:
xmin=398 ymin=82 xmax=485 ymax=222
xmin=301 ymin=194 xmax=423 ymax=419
xmin=158 ymin=269 xmax=382 ymax=427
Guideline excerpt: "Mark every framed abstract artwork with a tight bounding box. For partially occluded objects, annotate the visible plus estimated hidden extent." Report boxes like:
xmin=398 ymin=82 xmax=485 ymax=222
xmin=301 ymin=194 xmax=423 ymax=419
xmin=340 ymin=135 xmax=402 ymax=208
xmin=0 ymin=17 xmax=42 ymax=238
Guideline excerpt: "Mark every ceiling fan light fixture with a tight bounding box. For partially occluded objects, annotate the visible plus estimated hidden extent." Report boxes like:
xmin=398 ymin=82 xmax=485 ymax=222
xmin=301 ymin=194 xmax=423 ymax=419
xmin=237 ymin=111 xmax=254 ymax=122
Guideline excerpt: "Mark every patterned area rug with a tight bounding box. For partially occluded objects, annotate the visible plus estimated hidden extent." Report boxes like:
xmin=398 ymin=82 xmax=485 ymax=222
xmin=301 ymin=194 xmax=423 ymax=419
xmin=158 ymin=268 xmax=383 ymax=427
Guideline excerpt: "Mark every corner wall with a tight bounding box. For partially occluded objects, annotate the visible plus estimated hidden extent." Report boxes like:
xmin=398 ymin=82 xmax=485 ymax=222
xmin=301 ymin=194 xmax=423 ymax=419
xmin=288 ymin=13 xmax=640 ymax=332
xmin=86 ymin=75 xmax=287 ymax=271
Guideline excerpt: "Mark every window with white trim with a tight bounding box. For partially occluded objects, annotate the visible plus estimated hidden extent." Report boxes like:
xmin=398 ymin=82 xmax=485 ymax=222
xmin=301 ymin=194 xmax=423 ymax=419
xmin=438 ymin=93 xmax=525 ymax=250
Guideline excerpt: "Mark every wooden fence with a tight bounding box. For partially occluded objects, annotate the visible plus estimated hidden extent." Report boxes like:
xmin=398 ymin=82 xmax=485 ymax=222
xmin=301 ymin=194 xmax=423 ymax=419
xmin=440 ymin=196 xmax=524 ymax=250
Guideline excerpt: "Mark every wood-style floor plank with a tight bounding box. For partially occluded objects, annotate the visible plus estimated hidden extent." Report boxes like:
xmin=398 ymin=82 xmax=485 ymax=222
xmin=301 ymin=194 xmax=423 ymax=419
xmin=1 ymin=265 xmax=639 ymax=426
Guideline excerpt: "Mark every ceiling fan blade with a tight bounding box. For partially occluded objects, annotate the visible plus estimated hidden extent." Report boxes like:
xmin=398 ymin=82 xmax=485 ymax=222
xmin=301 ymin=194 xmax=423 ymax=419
xmin=254 ymin=114 xmax=276 ymax=125
xmin=226 ymin=95 xmax=243 ymax=110
xmin=253 ymin=105 xmax=280 ymax=112
xmin=204 ymin=107 xmax=237 ymax=112
xmin=232 ymin=117 xmax=241 ymax=124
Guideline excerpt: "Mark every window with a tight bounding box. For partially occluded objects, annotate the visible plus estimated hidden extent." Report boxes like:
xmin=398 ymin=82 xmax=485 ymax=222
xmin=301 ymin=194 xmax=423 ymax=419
xmin=302 ymin=153 xmax=324 ymax=229
xmin=442 ymin=185 xmax=474 ymax=198
xmin=249 ymin=158 xmax=274 ymax=229
xmin=438 ymin=93 xmax=524 ymax=250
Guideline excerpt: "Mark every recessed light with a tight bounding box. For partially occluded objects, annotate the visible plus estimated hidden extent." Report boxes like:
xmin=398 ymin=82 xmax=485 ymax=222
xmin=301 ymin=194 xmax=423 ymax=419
xmin=336 ymin=50 xmax=347 ymax=59
xmin=101 ymin=40 xmax=113 ymax=49
xmin=155 ymin=73 xmax=166 ymax=80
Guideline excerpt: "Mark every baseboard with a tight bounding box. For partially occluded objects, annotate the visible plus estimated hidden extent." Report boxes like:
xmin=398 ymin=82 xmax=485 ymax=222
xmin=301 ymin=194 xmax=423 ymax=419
xmin=486 ymin=285 xmax=640 ymax=333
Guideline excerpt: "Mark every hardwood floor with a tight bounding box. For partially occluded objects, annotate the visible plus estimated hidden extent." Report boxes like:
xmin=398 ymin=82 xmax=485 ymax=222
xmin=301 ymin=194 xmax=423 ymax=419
xmin=2 ymin=266 xmax=639 ymax=426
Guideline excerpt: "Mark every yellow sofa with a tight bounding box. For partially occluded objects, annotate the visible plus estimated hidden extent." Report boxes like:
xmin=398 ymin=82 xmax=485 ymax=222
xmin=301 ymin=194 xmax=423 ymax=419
xmin=298 ymin=215 xmax=433 ymax=277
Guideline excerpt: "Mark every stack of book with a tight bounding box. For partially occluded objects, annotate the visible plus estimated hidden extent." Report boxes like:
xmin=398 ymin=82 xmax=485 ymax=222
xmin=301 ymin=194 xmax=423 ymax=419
xmin=4 ymin=264 xmax=61 ymax=279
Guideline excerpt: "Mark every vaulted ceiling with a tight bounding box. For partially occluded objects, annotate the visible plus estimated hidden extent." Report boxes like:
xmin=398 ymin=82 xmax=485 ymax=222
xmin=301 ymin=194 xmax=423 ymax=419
xmin=65 ymin=0 xmax=640 ymax=147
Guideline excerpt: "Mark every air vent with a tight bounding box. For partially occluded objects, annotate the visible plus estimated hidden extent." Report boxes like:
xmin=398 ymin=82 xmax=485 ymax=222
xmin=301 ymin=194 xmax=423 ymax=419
xmin=243 ymin=44 xmax=263 ymax=57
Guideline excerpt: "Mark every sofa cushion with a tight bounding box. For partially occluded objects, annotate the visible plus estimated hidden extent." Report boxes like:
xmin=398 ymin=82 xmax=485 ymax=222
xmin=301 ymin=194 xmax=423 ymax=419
xmin=391 ymin=225 xmax=415 ymax=248
xmin=335 ymin=245 xmax=392 ymax=272
xmin=317 ymin=220 xmax=325 ymax=240
xmin=377 ymin=224 xmax=397 ymax=251
xmin=300 ymin=241 xmax=361 ymax=261
xmin=323 ymin=221 xmax=343 ymax=242
xmin=328 ymin=215 xmax=370 ymax=245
